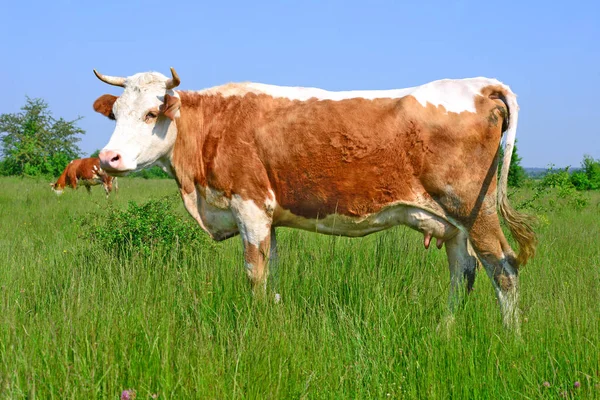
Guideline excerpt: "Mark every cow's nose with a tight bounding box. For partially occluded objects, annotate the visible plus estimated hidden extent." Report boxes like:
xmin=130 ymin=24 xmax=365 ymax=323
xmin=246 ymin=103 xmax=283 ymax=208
xmin=99 ymin=150 xmax=124 ymax=171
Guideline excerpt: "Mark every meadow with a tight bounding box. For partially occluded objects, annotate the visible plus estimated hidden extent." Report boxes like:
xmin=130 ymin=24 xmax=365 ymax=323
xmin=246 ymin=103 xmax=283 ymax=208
xmin=0 ymin=176 xmax=598 ymax=399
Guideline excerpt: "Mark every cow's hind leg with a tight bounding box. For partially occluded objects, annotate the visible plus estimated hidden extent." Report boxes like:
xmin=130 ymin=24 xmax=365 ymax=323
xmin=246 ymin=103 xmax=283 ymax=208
xmin=231 ymin=194 xmax=275 ymax=297
xmin=468 ymin=214 xmax=520 ymax=333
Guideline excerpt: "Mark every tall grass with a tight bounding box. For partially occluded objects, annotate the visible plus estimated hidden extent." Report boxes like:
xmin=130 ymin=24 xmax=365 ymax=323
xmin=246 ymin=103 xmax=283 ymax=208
xmin=0 ymin=176 xmax=598 ymax=398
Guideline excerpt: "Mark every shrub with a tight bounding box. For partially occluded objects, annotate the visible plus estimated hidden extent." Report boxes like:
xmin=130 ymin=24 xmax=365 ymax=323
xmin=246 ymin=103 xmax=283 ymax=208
xmin=518 ymin=165 xmax=589 ymax=211
xmin=82 ymin=195 xmax=215 ymax=256
xmin=581 ymin=154 xmax=600 ymax=190
xmin=129 ymin=166 xmax=170 ymax=179
xmin=570 ymin=171 xmax=591 ymax=191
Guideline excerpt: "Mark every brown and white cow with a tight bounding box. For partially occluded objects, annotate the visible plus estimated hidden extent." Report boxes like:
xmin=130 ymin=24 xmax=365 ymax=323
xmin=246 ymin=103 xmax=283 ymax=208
xmin=92 ymin=68 xmax=536 ymax=332
xmin=51 ymin=157 xmax=117 ymax=197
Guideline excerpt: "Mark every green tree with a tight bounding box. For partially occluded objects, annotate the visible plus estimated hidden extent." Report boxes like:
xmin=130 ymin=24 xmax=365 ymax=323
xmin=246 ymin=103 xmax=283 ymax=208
xmin=498 ymin=140 xmax=527 ymax=187
xmin=0 ymin=97 xmax=83 ymax=176
xmin=571 ymin=154 xmax=600 ymax=190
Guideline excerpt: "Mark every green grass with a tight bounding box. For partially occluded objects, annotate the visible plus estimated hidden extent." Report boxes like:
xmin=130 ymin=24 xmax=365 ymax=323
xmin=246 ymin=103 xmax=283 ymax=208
xmin=0 ymin=176 xmax=599 ymax=399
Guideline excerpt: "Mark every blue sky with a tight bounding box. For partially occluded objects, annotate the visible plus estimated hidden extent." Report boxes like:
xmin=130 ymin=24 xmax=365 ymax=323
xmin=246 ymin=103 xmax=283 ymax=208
xmin=1 ymin=0 xmax=598 ymax=167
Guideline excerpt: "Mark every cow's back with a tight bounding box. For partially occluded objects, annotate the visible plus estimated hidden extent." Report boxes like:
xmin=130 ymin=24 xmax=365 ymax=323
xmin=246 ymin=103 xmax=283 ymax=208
xmin=74 ymin=158 xmax=101 ymax=180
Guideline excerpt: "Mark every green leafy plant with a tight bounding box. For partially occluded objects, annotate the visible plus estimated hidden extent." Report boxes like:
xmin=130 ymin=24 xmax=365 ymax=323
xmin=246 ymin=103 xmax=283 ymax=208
xmin=83 ymin=195 xmax=215 ymax=256
xmin=0 ymin=97 xmax=83 ymax=176
xmin=129 ymin=165 xmax=170 ymax=179
xmin=570 ymin=154 xmax=600 ymax=190
xmin=518 ymin=165 xmax=589 ymax=211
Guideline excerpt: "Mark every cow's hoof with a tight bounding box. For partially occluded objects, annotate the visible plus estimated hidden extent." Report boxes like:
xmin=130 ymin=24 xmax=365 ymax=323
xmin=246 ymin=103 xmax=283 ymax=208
xmin=436 ymin=314 xmax=456 ymax=339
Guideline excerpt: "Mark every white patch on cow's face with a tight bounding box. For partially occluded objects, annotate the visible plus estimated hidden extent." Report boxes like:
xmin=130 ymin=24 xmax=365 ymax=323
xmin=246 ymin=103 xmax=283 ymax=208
xmin=102 ymin=72 xmax=179 ymax=172
xmin=51 ymin=187 xmax=64 ymax=196
xmin=199 ymin=77 xmax=503 ymax=115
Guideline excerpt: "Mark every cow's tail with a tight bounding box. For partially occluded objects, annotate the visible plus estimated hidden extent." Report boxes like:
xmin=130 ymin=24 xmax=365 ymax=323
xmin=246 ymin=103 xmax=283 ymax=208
xmin=497 ymin=85 xmax=537 ymax=267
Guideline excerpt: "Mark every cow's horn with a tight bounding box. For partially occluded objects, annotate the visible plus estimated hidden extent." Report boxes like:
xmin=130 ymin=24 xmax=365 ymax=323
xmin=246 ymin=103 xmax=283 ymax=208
xmin=93 ymin=70 xmax=126 ymax=87
xmin=166 ymin=67 xmax=180 ymax=90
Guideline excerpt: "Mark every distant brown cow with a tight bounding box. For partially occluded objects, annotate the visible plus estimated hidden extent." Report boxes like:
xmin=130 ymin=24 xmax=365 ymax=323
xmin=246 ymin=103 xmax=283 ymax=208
xmin=51 ymin=157 xmax=117 ymax=196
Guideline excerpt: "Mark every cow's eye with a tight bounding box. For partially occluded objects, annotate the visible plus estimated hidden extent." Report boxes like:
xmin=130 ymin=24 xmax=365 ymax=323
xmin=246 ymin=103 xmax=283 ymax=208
xmin=145 ymin=111 xmax=158 ymax=122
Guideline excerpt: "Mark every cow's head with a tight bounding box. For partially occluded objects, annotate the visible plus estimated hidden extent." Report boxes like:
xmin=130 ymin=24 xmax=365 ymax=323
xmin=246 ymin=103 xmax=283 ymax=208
xmin=93 ymin=68 xmax=182 ymax=175
xmin=50 ymin=182 xmax=64 ymax=195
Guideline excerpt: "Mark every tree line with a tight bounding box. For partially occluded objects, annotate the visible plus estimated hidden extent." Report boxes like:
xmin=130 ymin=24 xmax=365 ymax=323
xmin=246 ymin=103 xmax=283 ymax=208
xmin=1 ymin=97 xmax=598 ymax=188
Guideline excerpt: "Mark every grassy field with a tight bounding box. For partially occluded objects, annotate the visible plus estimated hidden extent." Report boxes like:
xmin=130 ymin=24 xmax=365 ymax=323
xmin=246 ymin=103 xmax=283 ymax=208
xmin=0 ymin=176 xmax=599 ymax=399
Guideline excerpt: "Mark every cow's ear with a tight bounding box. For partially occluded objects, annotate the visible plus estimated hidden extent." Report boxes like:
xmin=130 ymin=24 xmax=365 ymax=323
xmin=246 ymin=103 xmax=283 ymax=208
xmin=160 ymin=94 xmax=181 ymax=121
xmin=93 ymin=94 xmax=118 ymax=120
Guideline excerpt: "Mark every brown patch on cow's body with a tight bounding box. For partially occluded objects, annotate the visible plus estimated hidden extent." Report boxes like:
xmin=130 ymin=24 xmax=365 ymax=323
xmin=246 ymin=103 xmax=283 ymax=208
xmin=172 ymin=87 xmax=508 ymax=226
xmin=52 ymin=157 xmax=115 ymax=195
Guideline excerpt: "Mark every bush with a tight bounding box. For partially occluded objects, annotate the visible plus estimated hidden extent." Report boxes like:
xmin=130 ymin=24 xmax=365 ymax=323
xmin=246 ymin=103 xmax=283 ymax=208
xmin=570 ymin=171 xmax=591 ymax=191
xmin=82 ymin=195 xmax=215 ymax=256
xmin=581 ymin=154 xmax=600 ymax=190
xmin=518 ymin=165 xmax=589 ymax=211
xmin=129 ymin=165 xmax=170 ymax=179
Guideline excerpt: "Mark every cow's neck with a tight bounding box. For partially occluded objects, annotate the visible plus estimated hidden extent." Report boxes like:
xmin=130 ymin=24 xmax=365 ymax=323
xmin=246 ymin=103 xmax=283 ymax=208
xmin=54 ymin=167 xmax=69 ymax=189
xmin=170 ymin=91 xmax=232 ymax=196
xmin=169 ymin=91 xmax=205 ymax=194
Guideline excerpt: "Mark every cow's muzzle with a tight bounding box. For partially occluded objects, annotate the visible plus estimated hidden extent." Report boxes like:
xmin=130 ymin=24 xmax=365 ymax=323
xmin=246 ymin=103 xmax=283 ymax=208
xmin=99 ymin=150 xmax=132 ymax=175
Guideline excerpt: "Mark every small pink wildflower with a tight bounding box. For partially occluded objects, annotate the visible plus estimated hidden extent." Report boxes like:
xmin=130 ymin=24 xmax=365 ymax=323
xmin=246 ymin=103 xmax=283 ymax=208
xmin=542 ymin=381 xmax=551 ymax=388
xmin=574 ymin=381 xmax=581 ymax=389
xmin=121 ymin=389 xmax=137 ymax=400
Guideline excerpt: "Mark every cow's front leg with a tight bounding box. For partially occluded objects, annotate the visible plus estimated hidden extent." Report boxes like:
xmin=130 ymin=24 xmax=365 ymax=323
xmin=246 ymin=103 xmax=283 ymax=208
xmin=269 ymin=227 xmax=281 ymax=303
xmin=439 ymin=230 xmax=478 ymax=335
xmin=445 ymin=231 xmax=478 ymax=313
xmin=231 ymin=194 xmax=274 ymax=296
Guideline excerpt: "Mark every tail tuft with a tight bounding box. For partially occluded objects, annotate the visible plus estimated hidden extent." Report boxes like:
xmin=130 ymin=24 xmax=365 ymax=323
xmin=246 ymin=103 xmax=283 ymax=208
xmin=499 ymin=196 xmax=537 ymax=266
